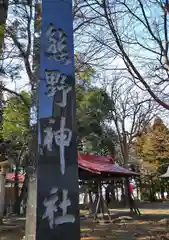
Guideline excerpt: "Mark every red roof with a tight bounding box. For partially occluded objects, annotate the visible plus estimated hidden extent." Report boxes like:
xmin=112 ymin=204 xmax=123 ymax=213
xmin=78 ymin=152 xmax=138 ymax=176
xmin=6 ymin=173 xmax=24 ymax=183
xmin=6 ymin=153 xmax=138 ymax=182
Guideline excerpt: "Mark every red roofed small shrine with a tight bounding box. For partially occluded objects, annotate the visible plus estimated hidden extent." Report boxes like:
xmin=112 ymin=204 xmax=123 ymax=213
xmin=78 ymin=152 xmax=138 ymax=177
xmin=5 ymin=152 xmax=140 ymax=220
xmin=6 ymin=152 xmax=138 ymax=183
xmin=78 ymin=153 xmax=140 ymax=219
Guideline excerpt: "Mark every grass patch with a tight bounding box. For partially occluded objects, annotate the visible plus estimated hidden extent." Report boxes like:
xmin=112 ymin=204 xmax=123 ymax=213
xmin=81 ymin=228 xmax=91 ymax=233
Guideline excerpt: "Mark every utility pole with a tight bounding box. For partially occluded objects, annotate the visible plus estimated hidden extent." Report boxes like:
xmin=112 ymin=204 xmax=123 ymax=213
xmin=36 ymin=0 xmax=80 ymax=240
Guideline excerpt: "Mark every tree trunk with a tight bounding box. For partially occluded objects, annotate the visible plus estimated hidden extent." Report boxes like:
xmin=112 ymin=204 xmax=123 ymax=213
xmin=124 ymin=177 xmax=130 ymax=206
xmin=89 ymin=190 xmax=93 ymax=204
xmin=160 ymin=183 xmax=165 ymax=199
xmin=121 ymin=181 xmax=124 ymax=196
xmin=25 ymin=1 xmax=39 ymax=239
xmin=149 ymin=177 xmax=155 ymax=201
xmin=0 ymin=1 xmax=9 ymax=221
xmin=105 ymin=186 xmax=110 ymax=205
xmin=88 ymin=190 xmax=95 ymax=214
xmin=83 ymin=191 xmax=88 ymax=205
xmin=13 ymin=163 xmax=20 ymax=214
xmin=121 ymin=181 xmax=125 ymax=205
xmin=0 ymin=0 xmax=9 ymax=54
xmin=0 ymin=172 xmax=5 ymax=223
xmin=111 ymin=181 xmax=116 ymax=201
xmin=136 ymin=181 xmax=139 ymax=199
xmin=149 ymin=186 xmax=155 ymax=201
xmin=15 ymin=171 xmax=28 ymax=216
xmin=122 ymin=133 xmax=130 ymax=206
xmin=25 ymin=173 xmax=37 ymax=240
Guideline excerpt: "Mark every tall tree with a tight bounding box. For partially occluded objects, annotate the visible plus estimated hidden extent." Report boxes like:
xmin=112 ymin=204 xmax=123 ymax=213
xmin=81 ymin=0 xmax=169 ymax=110
xmin=108 ymin=77 xmax=157 ymax=167
xmin=2 ymin=91 xmax=31 ymax=143
xmin=136 ymin=117 xmax=169 ymax=175
xmin=77 ymin=82 xmax=117 ymax=155
xmin=134 ymin=117 xmax=169 ymax=200
xmin=2 ymin=91 xmax=31 ymax=214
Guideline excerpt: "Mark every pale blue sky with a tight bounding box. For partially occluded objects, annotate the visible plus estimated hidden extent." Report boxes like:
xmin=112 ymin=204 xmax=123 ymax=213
xmin=3 ymin=0 xmax=169 ymax=129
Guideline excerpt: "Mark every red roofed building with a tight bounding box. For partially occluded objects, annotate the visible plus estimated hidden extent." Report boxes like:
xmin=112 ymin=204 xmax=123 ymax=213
xmin=6 ymin=152 xmax=138 ymax=183
xmin=6 ymin=173 xmax=24 ymax=183
xmin=78 ymin=152 xmax=138 ymax=179
xmin=77 ymin=153 xmax=139 ymax=218
xmin=5 ymin=153 xmax=139 ymax=217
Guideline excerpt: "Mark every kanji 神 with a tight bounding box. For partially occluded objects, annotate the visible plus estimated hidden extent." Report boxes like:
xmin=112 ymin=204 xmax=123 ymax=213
xmin=46 ymin=24 xmax=71 ymax=65
xmin=43 ymin=117 xmax=72 ymax=175
xmin=42 ymin=187 xmax=75 ymax=229
xmin=54 ymin=117 xmax=72 ymax=175
xmin=45 ymin=70 xmax=72 ymax=107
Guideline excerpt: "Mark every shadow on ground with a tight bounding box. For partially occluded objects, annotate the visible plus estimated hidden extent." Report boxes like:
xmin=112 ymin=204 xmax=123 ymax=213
xmin=0 ymin=227 xmax=24 ymax=240
xmin=81 ymin=202 xmax=169 ymax=239
xmin=1 ymin=202 xmax=169 ymax=239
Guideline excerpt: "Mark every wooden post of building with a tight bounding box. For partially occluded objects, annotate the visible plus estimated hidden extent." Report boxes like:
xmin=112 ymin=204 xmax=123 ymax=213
xmin=0 ymin=170 xmax=5 ymax=223
xmin=36 ymin=0 xmax=80 ymax=239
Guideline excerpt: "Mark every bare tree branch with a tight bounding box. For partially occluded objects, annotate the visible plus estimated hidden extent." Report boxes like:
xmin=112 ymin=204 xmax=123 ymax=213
xmin=0 ymin=85 xmax=30 ymax=108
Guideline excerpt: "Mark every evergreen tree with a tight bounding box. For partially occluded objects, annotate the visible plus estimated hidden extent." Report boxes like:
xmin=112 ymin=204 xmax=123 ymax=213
xmin=136 ymin=117 xmax=169 ymax=175
xmin=77 ymin=83 xmax=117 ymax=156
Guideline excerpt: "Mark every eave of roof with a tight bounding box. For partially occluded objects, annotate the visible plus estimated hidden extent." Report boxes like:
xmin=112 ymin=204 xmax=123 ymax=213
xmin=78 ymin=152 xmax=139 ymax=176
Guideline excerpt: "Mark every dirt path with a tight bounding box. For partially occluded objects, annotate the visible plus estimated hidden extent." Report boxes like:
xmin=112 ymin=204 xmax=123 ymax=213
xmin=81 ymin=202 xmax=169 ymax=239
xmin=1 ymin=220 xmax=168 ymax=240
xmin=81 ymin=218 xmax=169 ymax=240
xmin=1 ymin=202 xmax=169 ymax=239
xmin=0 ymin=228 xmax=24 ymax=240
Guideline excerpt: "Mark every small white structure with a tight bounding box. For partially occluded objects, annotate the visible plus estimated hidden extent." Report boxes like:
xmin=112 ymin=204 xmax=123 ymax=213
xmin=160 ymin=166 xmax=169 ymax=178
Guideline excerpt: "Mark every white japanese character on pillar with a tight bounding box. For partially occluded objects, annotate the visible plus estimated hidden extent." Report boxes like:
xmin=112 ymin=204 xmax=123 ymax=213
xmin=43 ymin=127 xmax=54 ymax=152
xmin=54 ymin=117 xmax=72 ymax=175
xmin=42 ymin=188 xmax=59 ymax=229
xmin=46 ymin=23 xmax=71 ymax=65
xmin=42 ymin=187 xmax=75 ymax=229
xmin=45 ymin=70 xmax=72 ymax=107
xmin=55 ymin=189 xmax=75 ymax=225
xmin=43 ymin=118 xmax=72 ymax=175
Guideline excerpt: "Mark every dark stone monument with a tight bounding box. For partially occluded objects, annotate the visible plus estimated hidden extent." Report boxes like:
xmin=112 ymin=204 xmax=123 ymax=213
xmin=35 ymin=0 xmax=80 ymax=239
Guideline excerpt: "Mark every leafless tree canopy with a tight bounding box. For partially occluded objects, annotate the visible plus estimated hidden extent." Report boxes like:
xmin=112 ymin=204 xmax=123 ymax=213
xmin=0 ymin=0 xmax=167 ymax=166
xmin=75 ymin=0 xmax=169 ymax=109
xmin=106 ymin=76 xmax=160 ymax=165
